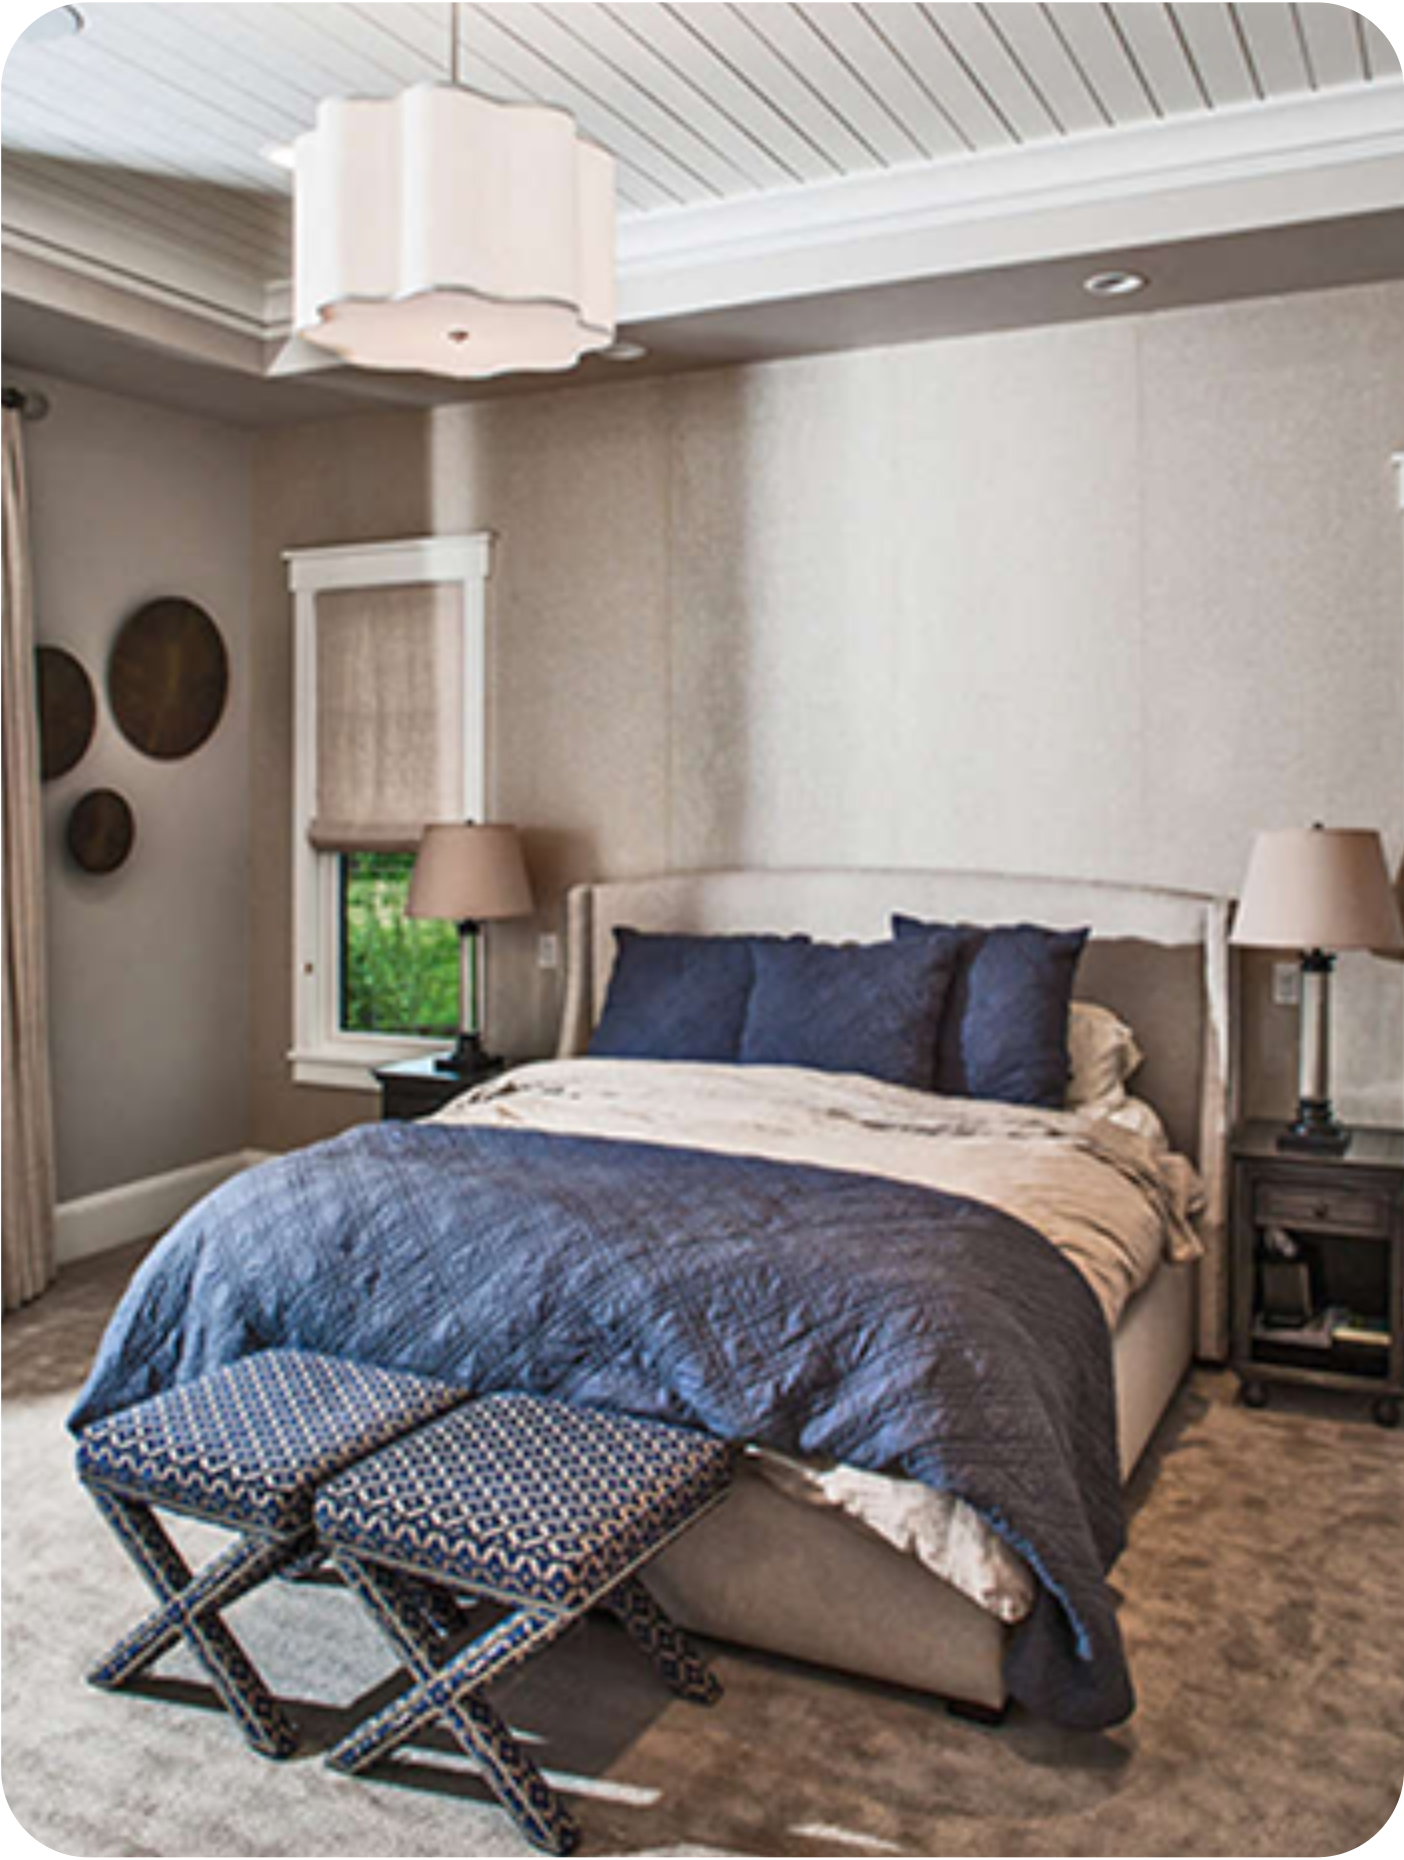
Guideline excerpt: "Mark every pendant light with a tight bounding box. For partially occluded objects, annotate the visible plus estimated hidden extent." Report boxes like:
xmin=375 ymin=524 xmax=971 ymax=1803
xmin=293 ymin=3 xmax=616 ymax=379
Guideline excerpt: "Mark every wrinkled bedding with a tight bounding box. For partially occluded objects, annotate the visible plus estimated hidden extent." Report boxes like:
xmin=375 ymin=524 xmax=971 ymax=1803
xmin=435 ymin=1059 xmax=1202 ymax=1626
xmin=437 ymin=1060 xmax=1204 ymax=1330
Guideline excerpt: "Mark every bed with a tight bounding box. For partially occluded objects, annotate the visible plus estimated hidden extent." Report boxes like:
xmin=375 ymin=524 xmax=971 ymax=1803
xmin=552 ymin=867 xmax=1232 ymax=1716
xmin=71 ymin=865 xmax=1231 ymax=1728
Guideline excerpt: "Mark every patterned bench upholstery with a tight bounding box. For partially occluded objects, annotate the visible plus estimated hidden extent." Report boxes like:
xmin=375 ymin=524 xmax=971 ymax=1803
xmin=76 ymin=1349 xmax=467 ymax=1757
xmin=317 ymin=1394 xmax=734 ymax=1855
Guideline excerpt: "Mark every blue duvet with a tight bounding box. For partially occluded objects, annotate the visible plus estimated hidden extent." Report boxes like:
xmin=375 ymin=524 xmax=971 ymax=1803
xmin=70 ymin=1122 xmax=1132 ymax=1729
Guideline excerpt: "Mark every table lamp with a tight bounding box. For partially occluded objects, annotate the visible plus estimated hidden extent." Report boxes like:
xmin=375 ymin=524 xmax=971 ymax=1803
xmin=407 ymin=822 xmax=533 ymax=1078
xmin=1231 ymin=825 xmax=1403 ymax=1154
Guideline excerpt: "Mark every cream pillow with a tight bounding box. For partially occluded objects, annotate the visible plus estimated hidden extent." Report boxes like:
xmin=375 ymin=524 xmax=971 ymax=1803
xmin=1066 ymin=1002 xmax=1143 ymax=1110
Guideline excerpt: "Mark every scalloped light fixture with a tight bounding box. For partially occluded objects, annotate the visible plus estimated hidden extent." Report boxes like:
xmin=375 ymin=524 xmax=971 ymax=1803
xmin=293 ymin=4 xmax=616 ymax=380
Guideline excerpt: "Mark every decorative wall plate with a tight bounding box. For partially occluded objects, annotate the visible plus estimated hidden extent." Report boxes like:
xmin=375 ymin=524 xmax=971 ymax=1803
xmin=67 ymin=789 xmax=135 ymax=875
xmin=35 ymin=644 xmax=96 ymax=781
xmin=109 ymin=597 xmax=228 ymax=760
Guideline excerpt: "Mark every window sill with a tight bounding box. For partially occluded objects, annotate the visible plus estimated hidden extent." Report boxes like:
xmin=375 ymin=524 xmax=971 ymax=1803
xmin=288 ymin=1040 xmax=444 ymax=1092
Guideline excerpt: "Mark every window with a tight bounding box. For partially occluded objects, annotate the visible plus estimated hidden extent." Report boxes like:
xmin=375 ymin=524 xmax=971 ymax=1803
xmin=286 ymin=534 xmax=492 ymax=1089
xmin=339 ymin=852 xmax=459 ymax=1038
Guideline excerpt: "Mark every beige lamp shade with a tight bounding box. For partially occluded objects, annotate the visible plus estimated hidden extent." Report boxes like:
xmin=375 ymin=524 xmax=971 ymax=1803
xmin=407 ymin=823 xmax=533 ymax=924
xmin=1231 ymin=827 xmax=1404 ymax=953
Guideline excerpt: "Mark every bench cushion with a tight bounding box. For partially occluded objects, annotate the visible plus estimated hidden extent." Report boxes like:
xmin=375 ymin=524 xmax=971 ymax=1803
xmin=315 ymin=1394 xmax=733 ymax=1611
xmin=76 ymin=1350 xmax=467 ymax=1538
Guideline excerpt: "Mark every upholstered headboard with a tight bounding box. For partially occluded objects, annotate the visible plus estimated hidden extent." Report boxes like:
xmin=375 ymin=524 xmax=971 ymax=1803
xmin=558 ymin=868 xmax=1232 ymax=1358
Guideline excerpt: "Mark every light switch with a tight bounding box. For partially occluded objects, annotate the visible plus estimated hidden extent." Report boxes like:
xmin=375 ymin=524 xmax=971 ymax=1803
xmin=537 ymin=934 xmax=560 ymax=971
xmin=1272 ymin=962 xmax=1301 ymax=1008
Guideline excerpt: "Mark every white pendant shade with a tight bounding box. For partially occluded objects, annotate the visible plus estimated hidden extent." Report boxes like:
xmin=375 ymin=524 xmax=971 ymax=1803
xmin=294 ymin=84 xmax=616 ymax=379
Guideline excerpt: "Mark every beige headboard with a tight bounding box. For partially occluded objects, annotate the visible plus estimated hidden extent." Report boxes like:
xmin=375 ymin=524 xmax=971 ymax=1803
xmin=558 ymin=867 xmax=1232 ymax=1358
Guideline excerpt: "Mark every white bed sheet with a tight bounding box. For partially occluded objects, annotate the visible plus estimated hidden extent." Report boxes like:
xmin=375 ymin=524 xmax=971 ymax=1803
xmin=432 ymin=1058 xmax=1203 ymax=1624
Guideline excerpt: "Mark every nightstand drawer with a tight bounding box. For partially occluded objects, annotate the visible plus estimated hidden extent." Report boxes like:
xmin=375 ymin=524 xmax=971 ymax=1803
xmin=1253 ymin=1181 xmax=1391 ymax=1236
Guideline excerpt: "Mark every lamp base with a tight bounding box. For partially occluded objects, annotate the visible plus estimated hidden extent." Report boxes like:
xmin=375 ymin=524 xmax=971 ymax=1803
xmin=434 ymin=1032 xmax=505 ymax=1083
xmin=1277 ymin=1099 xmax=1350 ymax=1156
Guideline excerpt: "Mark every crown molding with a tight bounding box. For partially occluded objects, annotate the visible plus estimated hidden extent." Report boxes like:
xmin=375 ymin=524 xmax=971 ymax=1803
xmin=614 ymin=79 xmax=1404 ymax=319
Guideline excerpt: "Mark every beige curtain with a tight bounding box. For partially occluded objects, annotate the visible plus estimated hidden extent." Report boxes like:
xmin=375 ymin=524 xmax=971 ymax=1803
xmin=3 ymin=406 xmax=56 ymax=1310
xmin=308 ymin=582 xmax=466 ymax=853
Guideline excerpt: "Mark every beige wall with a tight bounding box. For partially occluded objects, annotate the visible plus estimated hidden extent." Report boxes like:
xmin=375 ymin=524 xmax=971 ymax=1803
xmin=247 ymin=408 xmax=434 ymax=1151
xmin=22 ymin=370 xmax=253 ymax=1201
xmin=249 ymin=280 xmax=1404 ymax=1151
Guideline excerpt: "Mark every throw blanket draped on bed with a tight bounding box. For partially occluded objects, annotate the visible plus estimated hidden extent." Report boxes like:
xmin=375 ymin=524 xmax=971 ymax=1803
xmin=70 ymin=1123 xmax=1132 ymax=1729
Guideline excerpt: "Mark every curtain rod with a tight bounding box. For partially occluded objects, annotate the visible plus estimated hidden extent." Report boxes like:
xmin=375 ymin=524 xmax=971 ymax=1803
xmin=2 ymin=386 xmax=50 ymax=420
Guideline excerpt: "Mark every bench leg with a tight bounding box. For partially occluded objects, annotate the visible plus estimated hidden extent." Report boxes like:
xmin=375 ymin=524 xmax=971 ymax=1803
xmin=375 ymin=1566 xmax=476 ymax=1653
xmin=86 ymin=1488 xmax=301 ymax=1759
xmin=326 ymin=1554 xmax=580 ymax=1856
xmin=600 ymin=1574 xmax=721 ymax=1705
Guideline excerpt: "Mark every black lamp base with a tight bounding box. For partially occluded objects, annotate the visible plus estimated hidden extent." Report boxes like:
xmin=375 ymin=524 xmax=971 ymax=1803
xmin=1277 ymin=1099 xmax=1350 ymax=1156
xmin=434 ymin=1032 xmax=505 ymax=1082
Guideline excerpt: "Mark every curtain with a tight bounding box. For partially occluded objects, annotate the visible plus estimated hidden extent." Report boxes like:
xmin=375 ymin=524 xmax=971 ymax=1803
xmin=2 ymin=406 xmax=56 ymax=1310
xmin=308 ymin=582 xmax=466 ymax=853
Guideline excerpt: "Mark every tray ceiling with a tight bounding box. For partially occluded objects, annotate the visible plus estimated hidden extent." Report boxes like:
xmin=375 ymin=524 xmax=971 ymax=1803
xmin=3 ymin=3 xmax=1402 ymax=410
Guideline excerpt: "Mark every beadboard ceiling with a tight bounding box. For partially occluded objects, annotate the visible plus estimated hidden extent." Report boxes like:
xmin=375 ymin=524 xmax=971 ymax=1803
xmin=3 ymin=3 xmax=1403 ymax=416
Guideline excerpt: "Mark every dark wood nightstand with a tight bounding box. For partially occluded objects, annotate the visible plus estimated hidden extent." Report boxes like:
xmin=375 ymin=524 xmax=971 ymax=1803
xmin=1232 ymin=1120 xmax=1403 ymax=1428
xmin=374 ymin=1053 xmax=511 ymax=1122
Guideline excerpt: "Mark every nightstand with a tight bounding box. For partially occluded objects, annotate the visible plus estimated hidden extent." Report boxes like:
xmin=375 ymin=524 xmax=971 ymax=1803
xmin=1231 ymin=1120 xmax=1403 ymax=1428
xmin=374 ymin=1053 xmax=509 ymax=1122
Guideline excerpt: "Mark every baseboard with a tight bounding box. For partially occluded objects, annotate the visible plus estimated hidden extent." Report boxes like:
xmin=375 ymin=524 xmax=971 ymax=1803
xmin=55 ymin=1150 xmax=274 ymax=1266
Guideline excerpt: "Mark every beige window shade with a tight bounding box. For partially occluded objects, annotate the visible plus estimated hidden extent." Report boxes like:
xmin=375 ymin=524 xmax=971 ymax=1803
xmin=309 ymin=582 xmax=466 ymax=853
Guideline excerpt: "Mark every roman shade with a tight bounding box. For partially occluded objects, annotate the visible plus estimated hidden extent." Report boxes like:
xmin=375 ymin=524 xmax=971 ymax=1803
xmin=308 ymin=583 xmax=466 ymax=853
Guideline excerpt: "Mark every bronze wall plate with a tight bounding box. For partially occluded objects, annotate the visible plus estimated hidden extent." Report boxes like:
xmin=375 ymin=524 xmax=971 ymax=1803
xmin=109 ymin=597 xmax=229 ymax=760
xmin=35 ymin=645 xmax=97 ymax=782
xmin=67 ymin=789 xmax=135 ymax=876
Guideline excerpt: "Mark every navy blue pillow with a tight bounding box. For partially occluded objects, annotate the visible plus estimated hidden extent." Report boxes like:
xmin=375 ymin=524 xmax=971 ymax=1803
xmin=740 ymin=936 xmax=960 ymax=1089
xmin=892 ymin=915 xmax=1089 ymax=1107
xmin=589 ymin=929 xmax=774 ymax=1062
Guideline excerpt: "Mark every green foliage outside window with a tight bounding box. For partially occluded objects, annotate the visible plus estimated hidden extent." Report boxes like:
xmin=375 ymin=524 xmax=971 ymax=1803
xmin=340 ymin=852 xmax=459 ymax=1037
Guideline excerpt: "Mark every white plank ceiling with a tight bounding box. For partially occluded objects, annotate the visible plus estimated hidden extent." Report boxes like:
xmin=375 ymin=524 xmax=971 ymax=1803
xmin=0 ymin=1 xmax=1398 ymax=265
xmin=4 ymin=2 xmax=1400 ymax=299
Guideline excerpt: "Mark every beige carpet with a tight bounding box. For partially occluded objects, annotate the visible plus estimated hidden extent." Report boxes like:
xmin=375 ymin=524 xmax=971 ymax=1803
xmin=3 ymin=1242 xmax=1401 ymax=1857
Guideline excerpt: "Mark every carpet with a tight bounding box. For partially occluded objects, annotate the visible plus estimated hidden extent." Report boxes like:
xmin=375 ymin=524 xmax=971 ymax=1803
xmin=3 ymin=1241 xmax=1401 ymax=1857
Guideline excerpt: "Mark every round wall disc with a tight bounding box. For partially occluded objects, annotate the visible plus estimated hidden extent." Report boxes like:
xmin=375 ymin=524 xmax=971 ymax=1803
xmin=109 ymin=598 xmax=228 ymax=760
xmin=66 ymin=789 xmax=135 ymax=875
xmin=36 ymin=645 xmax=97 ymax=782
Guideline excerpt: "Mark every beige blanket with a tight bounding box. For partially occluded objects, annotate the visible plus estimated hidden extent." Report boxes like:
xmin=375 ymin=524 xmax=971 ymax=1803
xmin=432 ymin=1059 xmax=1203 ymax=1623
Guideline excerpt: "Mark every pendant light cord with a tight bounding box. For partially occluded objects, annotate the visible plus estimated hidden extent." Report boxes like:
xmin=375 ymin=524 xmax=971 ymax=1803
xmin=449 ymin=0 xmax=460 ymax=86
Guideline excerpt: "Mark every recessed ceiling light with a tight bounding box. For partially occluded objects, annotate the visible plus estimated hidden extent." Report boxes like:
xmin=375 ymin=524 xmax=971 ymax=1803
xmin=1083 ymin=270 xmax=1148 ymax=298
xmin=264 ymin=144 xmax=297 ymax=171
xmin=18 ymin=5 xmax=84 ymax=44
xmin=601 ymin=340 xmax=647 ymax=363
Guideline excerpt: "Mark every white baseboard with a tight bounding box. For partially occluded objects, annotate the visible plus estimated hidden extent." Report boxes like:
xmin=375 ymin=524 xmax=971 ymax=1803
xmin=55 ymin=1150 xmax=275 ymax=1266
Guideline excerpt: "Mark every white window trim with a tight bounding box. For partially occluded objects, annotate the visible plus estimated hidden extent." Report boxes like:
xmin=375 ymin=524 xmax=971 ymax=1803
xmin=285 ymin=533 xmax=494 ymax=1091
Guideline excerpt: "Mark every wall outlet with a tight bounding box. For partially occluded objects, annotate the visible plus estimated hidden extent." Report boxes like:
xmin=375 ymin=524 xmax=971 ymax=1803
xmin=1272 ymin=962 xmax=1301 ymax=1008
xmin=537 ymin=933 xmax=560 ymax=972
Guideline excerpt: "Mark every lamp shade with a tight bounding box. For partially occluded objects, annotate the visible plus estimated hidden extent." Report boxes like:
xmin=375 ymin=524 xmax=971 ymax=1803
xmin=407 ymin=823 xmax=533 ymax=923
xmin=1231 ymin=827 xmax=1404 ymax=952
xmin=293 ymin=85 xmax=615 ymax=380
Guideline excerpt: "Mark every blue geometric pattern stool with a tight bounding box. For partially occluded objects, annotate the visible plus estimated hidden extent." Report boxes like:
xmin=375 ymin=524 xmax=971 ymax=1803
xmin=316 ymin=1394 xmax=734 ymax=1855
xmin=76 ymin=1350 xmax=467 ymax=1759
